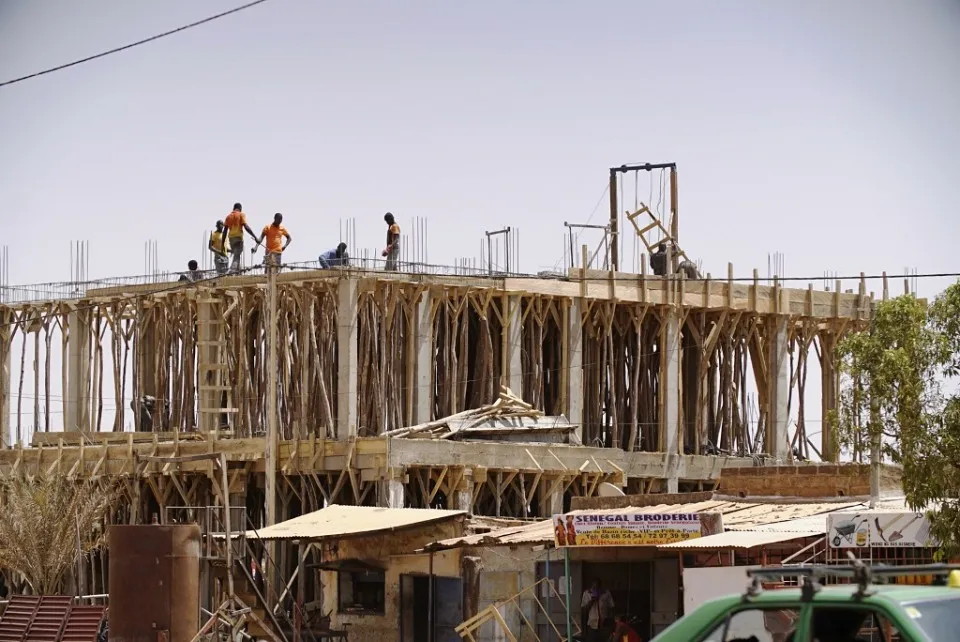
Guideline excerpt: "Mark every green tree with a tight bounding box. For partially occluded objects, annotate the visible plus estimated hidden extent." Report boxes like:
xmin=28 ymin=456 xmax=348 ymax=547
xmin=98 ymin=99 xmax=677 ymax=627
xmin=833 ymin=281 xmax=960 ymax=556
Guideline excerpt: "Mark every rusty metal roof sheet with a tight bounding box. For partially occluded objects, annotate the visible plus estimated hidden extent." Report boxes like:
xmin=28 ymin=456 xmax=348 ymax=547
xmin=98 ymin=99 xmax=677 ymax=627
xmin=657 ymin=529 xmax=821 ymax=550
xmin=246 ymin=505 xmax=466 ymax=541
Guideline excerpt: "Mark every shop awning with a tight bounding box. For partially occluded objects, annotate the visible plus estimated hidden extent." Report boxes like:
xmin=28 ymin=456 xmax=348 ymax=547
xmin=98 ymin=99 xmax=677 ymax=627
xmin=657 ymin=529 xmax=821 ymax=550
xmin=245 ymin=505 xmax=466 ymax=541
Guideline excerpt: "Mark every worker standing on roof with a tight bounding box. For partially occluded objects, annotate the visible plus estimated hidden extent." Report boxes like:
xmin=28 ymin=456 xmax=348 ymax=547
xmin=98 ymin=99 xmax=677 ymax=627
xmin=382 ymin=212 xmax=401 ymax=271
xmin=209 ymin=221 xmax=229 ymax=275
xmin=254 ymin=213 xmax=292 ymax=269
xmin=223 ymin=202 xmax=257 ymax=272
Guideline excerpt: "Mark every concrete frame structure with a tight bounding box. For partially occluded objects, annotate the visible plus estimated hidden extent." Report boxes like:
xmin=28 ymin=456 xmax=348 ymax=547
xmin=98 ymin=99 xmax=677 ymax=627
xmin=0 ymin=264 xmax=871 ymax=531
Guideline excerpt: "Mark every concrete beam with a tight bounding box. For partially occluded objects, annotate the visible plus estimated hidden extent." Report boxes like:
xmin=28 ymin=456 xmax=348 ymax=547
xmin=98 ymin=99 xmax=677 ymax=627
xmin=414 ymin=292 xmax=433 ymax=424
xmin=65 ymin=309 xmax=91 ymax=433
xmin=768 ymin=316 xmax=790 ymax=460
xmin=661 ymin=309 xmax=681 ymax=492
xmin=503 ymin=295 xmax=523 ymax=394
xmin=337 ymin=278 xmax=359 ymax=439
xmin=385 ymin=438 xmax=758 ymax=482
xmin=566 ymin=299 xmax=583 ymax=441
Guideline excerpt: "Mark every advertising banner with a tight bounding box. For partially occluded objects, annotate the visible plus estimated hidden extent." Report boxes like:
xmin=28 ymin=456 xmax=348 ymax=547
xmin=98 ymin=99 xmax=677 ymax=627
xmin=827 ymin=512 xmax=936 ymax=548
xmin=552 ymin=511 xmax=723 ymax=547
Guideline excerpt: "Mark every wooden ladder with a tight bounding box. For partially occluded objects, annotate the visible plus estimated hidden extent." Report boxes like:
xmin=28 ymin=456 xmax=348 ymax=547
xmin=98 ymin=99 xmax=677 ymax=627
xmin=197 ymin=297 xmax=236 ymax=434
xmin=626 ymin=203 xmax=690 ymax=264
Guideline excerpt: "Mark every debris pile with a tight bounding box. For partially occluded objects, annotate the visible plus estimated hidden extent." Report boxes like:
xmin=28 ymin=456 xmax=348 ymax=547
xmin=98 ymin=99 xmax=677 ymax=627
xmin=383 ymin=386 xmax=575 ymax=442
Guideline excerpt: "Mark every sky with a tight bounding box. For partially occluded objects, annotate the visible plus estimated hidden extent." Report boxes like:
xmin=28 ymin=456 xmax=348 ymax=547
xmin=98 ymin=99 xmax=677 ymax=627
xmin=1 ymin=0 xmax=958 ymax=293
xmin=1 ymin=0 xmax=959 ymax=445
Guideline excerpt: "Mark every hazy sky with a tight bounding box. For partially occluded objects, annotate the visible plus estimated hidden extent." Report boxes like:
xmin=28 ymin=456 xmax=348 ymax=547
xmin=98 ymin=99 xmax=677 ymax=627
xmin=2 ymin=0 xmax=958 ymax=297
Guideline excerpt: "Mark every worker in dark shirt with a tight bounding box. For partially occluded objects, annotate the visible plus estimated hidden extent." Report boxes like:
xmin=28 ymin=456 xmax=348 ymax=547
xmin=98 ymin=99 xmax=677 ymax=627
xmin=650 ymin=243 xmax=669 ymax=276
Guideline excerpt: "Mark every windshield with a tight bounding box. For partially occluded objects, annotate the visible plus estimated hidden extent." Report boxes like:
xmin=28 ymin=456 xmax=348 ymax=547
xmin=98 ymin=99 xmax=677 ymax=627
xmin=902 ymin=596 xmax=960 ymax=641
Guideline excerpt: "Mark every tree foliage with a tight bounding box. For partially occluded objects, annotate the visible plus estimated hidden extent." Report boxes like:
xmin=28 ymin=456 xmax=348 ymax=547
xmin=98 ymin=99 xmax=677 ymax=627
xmin=833 ymin=281 xmax=960 ymax=556
xmin=0 ymin=476 xmax=118 ymax=594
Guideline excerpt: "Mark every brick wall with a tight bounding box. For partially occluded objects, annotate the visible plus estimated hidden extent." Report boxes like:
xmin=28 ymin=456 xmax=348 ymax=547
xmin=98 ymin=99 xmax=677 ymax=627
xmin=716 ymin=463 xmax=902 ymax=498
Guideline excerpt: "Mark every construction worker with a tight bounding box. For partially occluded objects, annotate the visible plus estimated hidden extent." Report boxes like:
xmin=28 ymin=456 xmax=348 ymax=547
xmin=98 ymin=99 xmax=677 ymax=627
xmin=254 ymin=213 xmax=292 ymax=268
xmin=208 ymin=221 xmax=229 ymax=275
xmin=178 ymin=260 xmax=202 ymax=283
xmin=382 ymin=212 xmax=401 ymax=271
xmin=650 ymin=243 xmax=669 ymax=276
xmin=223 ymin=202 xmax=257 ymax=272
xmin=319 ymin=242 xmax=349 ymax=269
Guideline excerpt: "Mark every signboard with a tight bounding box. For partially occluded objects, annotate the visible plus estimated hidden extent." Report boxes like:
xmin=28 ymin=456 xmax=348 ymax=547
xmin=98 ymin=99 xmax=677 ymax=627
xmin=827 ymin=512 xmax=937 ymax=548
xmin=551 ymin=511 xmax=723 ymax=547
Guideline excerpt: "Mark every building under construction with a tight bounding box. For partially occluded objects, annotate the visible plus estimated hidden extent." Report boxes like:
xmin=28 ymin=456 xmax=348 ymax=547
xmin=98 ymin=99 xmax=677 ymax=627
xmin=0 ymin=164 xmax=872 ymax=594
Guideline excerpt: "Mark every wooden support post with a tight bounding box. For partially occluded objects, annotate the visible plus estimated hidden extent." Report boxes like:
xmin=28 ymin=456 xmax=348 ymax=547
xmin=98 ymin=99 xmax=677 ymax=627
xmin=337 ymin=277 xmax=359 ymax=439
xmin=670 ymin=166 xmax=679 ymax=273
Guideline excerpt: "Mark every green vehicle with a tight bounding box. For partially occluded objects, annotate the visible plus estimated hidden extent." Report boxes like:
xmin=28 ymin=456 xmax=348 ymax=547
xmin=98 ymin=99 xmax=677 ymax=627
xmin=652 ymin=561 xmax=960 ymax=641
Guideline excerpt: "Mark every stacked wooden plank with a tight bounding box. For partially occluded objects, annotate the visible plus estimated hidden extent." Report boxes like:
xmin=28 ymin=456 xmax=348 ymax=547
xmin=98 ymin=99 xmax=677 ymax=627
xmin=383 ymin=387 xmax=573 ymax=441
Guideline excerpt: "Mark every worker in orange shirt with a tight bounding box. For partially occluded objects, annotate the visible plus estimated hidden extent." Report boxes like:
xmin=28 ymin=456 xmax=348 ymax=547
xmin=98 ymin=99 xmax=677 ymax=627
xmin=223 ymin=202 xmax=258 ymax=272
xmin=254 ymin=213 xmax=292 ymax=269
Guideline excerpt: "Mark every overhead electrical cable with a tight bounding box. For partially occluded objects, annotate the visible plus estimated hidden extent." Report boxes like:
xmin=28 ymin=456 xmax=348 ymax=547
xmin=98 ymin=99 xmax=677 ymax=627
xmin=0 ymin=0 xmax=274 ymax=89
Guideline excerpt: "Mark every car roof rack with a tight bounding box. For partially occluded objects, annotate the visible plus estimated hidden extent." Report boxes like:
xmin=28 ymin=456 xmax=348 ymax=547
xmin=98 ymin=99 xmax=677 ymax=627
xmin=742 ymin=552 xmax=960 ymax=602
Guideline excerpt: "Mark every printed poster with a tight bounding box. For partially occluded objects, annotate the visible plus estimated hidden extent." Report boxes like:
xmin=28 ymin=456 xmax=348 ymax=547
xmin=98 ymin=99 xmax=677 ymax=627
xmin=827 ymin=512 xmax=937 ymax=548
xmin=552 ymin=511 xmax=723 ymax=547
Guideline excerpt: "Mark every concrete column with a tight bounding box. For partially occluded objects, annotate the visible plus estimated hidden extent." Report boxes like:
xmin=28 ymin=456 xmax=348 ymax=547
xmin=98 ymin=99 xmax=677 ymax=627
xmin=336 ymin=278 xmax=358 ymax=439
xmin=540 ymin=481 xmax=565 ymax=517
xmin=768 ymin=316 xmax=790 ymax=460
xmin=381 ymin=470 xmax=405 ymax=508
xmin=414 ymin=293 xmax=433 ymax=424
xmin=566 ymin=299 xmax=584 ymax=442
xmin=65 ymin=310 xmax=91 ymax=433
xmin=452 ymin=470 xmax=474 ymax=513
xmin=0 ymin=321 xmax=10 ymax=447
xmin=503 ymin=295 xmax=523 ymax=394
xmin=662 ymin=309 xmax=681 ymax=493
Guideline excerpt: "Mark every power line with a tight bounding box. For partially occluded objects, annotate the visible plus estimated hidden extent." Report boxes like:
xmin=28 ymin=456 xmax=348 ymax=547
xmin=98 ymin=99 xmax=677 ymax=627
xmin=0 ymin=0 xmax=274 ymax=89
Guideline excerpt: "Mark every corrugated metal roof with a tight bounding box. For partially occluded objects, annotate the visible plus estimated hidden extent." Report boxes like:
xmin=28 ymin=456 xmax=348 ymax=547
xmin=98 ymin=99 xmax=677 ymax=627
xmin=246 ymin=505 xmax=466 ymax=541
xmin=421 ymin=496 xmax=914 ymax=551
xmin=657 ymin=530 xmax=821 ymax=550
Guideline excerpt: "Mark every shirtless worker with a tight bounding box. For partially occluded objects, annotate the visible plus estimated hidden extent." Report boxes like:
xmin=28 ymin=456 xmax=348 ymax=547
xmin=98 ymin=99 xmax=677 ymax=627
xmin=223 ymin=202 xmax=258 ymax=272
xmin=254 ymin=213 xmax=292 ymax=269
